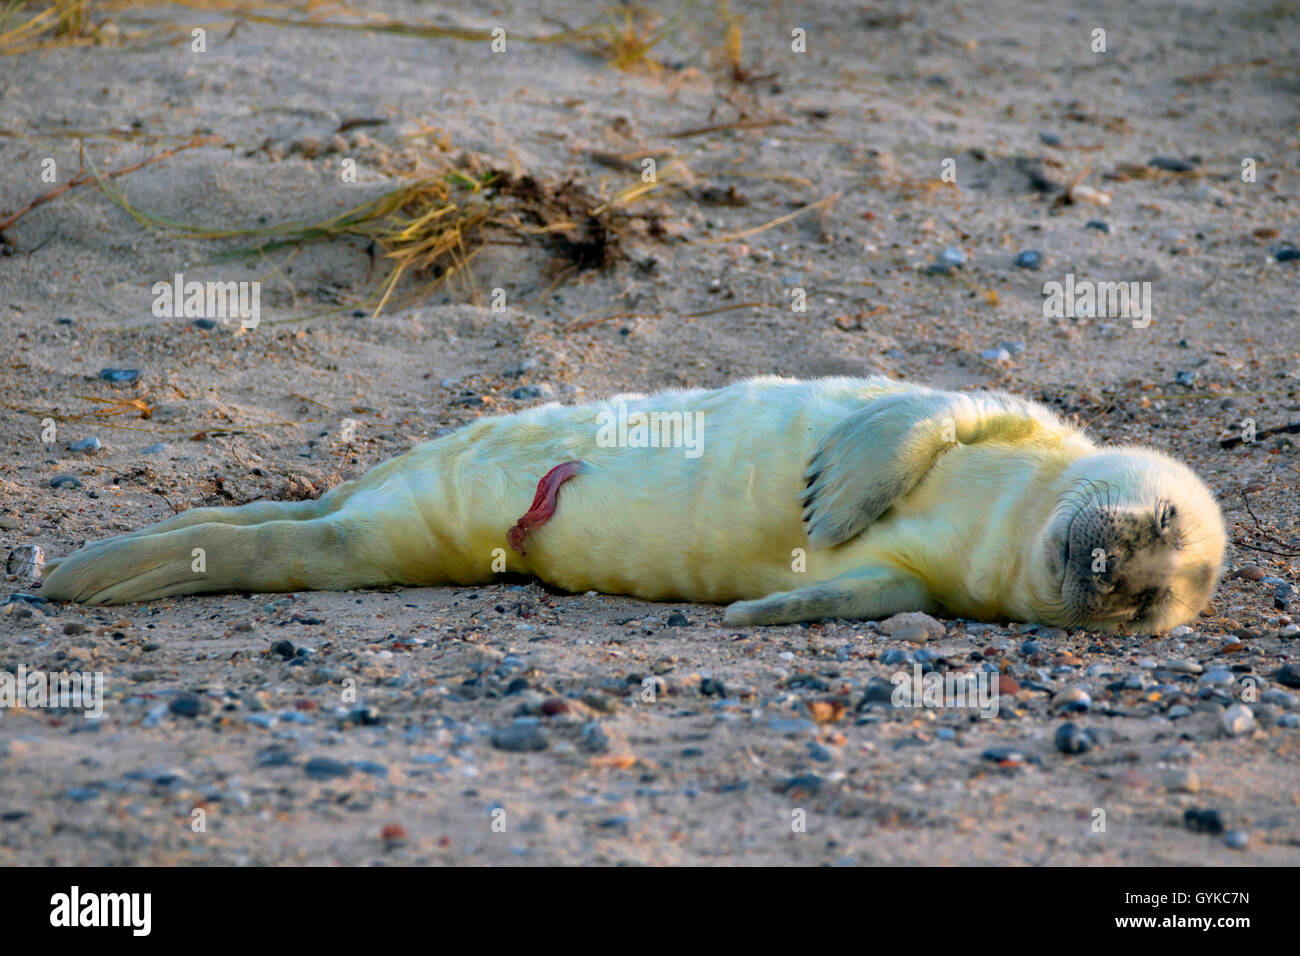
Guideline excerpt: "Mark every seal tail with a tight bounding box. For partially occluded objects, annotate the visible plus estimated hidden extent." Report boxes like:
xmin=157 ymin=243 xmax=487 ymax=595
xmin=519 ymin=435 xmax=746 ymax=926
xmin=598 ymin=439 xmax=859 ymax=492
xmin=42 ymin=504 xmax=396 ymax=604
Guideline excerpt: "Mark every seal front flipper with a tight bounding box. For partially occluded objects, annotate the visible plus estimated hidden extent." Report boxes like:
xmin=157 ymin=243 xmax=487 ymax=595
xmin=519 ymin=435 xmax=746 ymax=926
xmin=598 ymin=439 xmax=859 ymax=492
xmin=723 ymin=566 xmax=935 ymax=626
xmin=802 ymin=388 xmax=1066 ymax=549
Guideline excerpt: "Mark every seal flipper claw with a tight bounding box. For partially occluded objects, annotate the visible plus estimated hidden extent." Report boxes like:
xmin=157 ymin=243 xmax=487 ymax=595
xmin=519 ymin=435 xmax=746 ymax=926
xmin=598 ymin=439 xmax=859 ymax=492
xmin=507 ymin=460 xmax=585 ymax=555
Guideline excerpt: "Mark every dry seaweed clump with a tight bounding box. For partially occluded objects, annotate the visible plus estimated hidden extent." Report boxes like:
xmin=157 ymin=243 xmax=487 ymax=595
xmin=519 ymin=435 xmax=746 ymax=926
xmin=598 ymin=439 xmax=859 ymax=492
xmin=260 ymin=159 xmax=630 ymax=315
xmin=492 ymin=172 xmax=623 ymax=273
xmin=90 ymin=145 xmax=635 ymax=318
xmin=1 ymin=119 xmax=657 ymax=320
xmin=0 ymin=0 xmax=96 ymax=54
xmin=0 ymin=0 xmax=157 ymax=53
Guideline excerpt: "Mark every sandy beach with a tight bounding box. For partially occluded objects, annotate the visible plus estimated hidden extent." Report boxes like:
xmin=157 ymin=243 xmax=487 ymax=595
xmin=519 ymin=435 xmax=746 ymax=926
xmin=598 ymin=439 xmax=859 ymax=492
xmin=1 ymin=0 xmax=1298 ymax=865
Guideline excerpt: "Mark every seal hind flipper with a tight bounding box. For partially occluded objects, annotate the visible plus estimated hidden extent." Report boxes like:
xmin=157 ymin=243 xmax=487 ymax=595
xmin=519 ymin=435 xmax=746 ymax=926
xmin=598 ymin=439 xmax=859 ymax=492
xmin=723 ymin=566 xmax=934 ymax=626
xmin=802 ymin=389 xmax=1070 ymax=549
xmin=41 ymin=512 xmax=402 ymax=604
xmin=51 ymin=496 xmax=335 ymax=564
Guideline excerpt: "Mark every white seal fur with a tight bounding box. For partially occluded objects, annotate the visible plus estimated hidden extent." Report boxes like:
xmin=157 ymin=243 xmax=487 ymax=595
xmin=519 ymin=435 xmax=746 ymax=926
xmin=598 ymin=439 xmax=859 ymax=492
xmin=41 ymin=376 xmax=1225 ymax=631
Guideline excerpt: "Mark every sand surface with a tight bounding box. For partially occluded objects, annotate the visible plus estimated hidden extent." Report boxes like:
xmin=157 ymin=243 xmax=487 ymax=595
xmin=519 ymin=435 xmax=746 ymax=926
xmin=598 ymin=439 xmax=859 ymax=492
xmin=1 ymin=0 xmax=1299 ymax=865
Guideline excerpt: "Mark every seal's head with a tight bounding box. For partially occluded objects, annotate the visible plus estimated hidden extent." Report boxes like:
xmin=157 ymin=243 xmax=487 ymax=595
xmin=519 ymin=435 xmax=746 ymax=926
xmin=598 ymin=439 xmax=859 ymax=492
xmin=1035 ymin=448 xmax=1225 ymax=632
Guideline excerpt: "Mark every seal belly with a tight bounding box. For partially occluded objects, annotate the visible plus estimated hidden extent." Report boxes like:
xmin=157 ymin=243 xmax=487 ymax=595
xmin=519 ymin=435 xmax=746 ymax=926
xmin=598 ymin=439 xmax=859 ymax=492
xmin=392 ymin=377 xmax=905 ymax=600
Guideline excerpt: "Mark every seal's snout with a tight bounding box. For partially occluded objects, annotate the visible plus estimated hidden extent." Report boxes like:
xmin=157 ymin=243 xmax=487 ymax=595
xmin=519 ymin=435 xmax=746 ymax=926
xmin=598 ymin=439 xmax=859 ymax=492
xmin=1063 ymin=504 xmax=1168 ymax=612
xmin=1050 ymin=493 xmax=1221 ymax=631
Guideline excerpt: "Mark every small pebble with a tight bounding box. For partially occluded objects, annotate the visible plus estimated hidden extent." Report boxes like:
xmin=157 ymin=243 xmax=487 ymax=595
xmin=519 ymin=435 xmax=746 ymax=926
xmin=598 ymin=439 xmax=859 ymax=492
xmin=169 ymin=694 xmax=208 ymax=718
xmin=1085 ymin=220 xmax=1110 ymax=233
xmin=255 ymin=746 xmax=293 ymax=767
xmin=579 ymin=722 xmax=609 ymax=753
xmin=347 ymin=707 xmax=382 ymax=726
xmin=860 ymin=677 xmax=897 ymax=705
xmin=70 ymin=436 xmax=101 ymax=453
xmin=49 ymin=474 xmax=82 ymax=489
xmin=768 ymin=717 xmax=818 ymax=735
xmin=511 ymin=384 xmax=555 ymax=401
xmin=1014 ymin=250 xmax=1043 ymax=269
xmin=1055 ymin=722 xmax=1093 ymax=755
xmin=880 ymin=612 xmax=944 ymax=642
xmin=540 ymin=697 xmax=571 ymax=716
xmin=780 ymin=773 xmax=824 ymax=795
xmin=98 ymin=368 xmax=141 ymax=385
xmin=926 ymin=247 xmax=966 ymax=275
xmin=1052 ymin=687 xmax=1091 ymax=713
xmin=700 ymin=678 xmax=727 ymax=697
xmin=1261 ymin=688 xmax=1297 ymax=708
xmin=1220 ymin=702 xmax=1255 ymax=736
xmin=806 ymin=742 xmax=834 ymax=762
xmin=982 ymin=746 xmax=1025 ymax=764
xmin=892 ymin=623 xmax=932 ymax=643
xmin=1224 ymin=829 xmax=1249 ymax=850
xmin=1149 ymin=156 xmax=1196 ymax=172
xmin=304 ymin=757 xmax=353 ymax=780
xmin=505 ymin=359 xmax=539 ymax=377
xmin=491 ymin=724 xmax=548 ymax=752
xmin=1200 ymin=668 xmax=1234 ymax=687
xmin=1183 ymin=808 xmax=1224 ymax=834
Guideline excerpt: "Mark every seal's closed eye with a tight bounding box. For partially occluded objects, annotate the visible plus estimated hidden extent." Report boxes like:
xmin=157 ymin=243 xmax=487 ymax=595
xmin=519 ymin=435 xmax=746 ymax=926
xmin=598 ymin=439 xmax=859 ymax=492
xmin=1159 ymin=503 xmax=1177 ymax=532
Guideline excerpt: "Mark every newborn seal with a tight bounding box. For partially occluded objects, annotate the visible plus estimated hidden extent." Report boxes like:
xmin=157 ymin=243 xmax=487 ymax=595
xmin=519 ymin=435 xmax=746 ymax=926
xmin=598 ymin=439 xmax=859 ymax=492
xmin=41 ymin=376 xmax=1225 ymax=631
